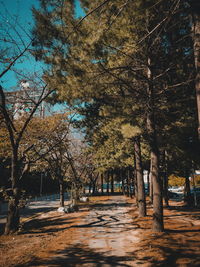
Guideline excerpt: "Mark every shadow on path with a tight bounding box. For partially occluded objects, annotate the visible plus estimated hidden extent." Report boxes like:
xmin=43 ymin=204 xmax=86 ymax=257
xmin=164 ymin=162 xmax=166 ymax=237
xmin=3 ymin=196 xmax=200 ymax=266
xmin=15 ymin=244 xmax=134 ymax=267
xmin=21 ymin=215 xmax=76 ymax=235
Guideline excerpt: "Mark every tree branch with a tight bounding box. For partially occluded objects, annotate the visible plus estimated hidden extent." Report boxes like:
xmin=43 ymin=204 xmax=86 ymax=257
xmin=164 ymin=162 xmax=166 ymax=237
xmin=0 ymin=38 xmax=34 ymax=79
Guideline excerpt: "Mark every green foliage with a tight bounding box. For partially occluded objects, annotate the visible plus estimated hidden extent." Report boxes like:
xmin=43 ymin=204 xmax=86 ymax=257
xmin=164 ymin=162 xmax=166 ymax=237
xmin=121 ymin=124 xmax=142 ymax=139
xmin=91 ymin=118 xmax=135 ymax=171
xmin=32 ymin=0 xmax=200 ymax=175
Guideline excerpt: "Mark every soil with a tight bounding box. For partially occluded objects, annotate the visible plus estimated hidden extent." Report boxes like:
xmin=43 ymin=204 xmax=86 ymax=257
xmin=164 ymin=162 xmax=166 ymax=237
xmin=0 ymin=195 xmax=200 ymax=267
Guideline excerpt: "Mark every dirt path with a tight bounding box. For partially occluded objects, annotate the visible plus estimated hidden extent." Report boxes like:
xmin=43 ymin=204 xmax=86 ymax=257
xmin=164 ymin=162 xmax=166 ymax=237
xmin=0 ymin=195 xmax=200 ymax=267
xmin=56 ymin=196 xmax=142 ymax=266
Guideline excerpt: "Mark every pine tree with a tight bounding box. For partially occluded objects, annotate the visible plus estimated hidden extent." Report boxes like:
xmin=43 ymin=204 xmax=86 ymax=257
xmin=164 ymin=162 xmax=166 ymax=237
xmin=32 ymin=0 xmax=199 ymax=232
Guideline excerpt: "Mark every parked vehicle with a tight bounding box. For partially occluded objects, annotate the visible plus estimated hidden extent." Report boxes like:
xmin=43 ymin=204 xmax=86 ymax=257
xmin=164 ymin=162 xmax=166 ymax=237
xmin=168 ymin=186 xmax=184 ymax=194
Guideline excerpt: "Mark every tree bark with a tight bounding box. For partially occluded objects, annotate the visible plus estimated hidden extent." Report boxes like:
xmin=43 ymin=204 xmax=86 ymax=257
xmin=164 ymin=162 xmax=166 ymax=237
xmin=128 ymin=167 xmax=134 ymax=198
xmin=110 ymin=169 xmax=114 ymax=193
xmin=147 ymin=57 xmax=164 ymax=232
xmin=191 ymin=0 xmax=200 ymax=140
xmin=121 ymin=169 xmax=125 ymax=195
xmin=106 ymin=170 xmax=110 ymax=195
xmin=163 ymin=172 xmax=169 ymax=207
xmin=162 ymin=151 xmax=169 ymax=207
xmin=149 ymin=156 xmax=153 ymax=204
xmin=5 ymin=149 xmax=20 ymax=235
xmin=89 ymin=183 xmax=92 ymax=194
xmin=101 ymin=173 xmax=104 ymax=194
xmin=92 ymin=182 xmax=96 ymax=195
xmin=134 ymin=136 xmax=146 ymax=217
xmin=133 ymin=158 xmax=138 ymax=204
xmin=59 ymin=178 xmax=64 ymax=207
xmin=149 ymin=148 xmax=163 ymax=232
xmin=126 ymin=168 xmax=131 ymax=197
xmin=5 ymin=196 xmax=20 ymax=235
xmin=146 ymin=169 xmax=150 ymax=196
xmin=184 ymin=176 xmax=192 ymax=206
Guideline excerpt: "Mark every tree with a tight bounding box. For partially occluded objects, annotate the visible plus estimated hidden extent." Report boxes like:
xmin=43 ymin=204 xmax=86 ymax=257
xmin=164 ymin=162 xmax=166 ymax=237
xmin=133 ymin=136 xmax=146 ymax=217
xmin=36 ymin=113 xmax=87 ymax=207
xmin=0 ymin=4 xmax=58 ymax=234
xmin=32 ymin=0 xmax=163 ymax=231
xmin=0 ymin=81 xmax=54 ymax=234
xmin=32 ymin=0 xmax=199 ymax=232
xmin=190 ymin=0 xmax=200 ymax=139
xmin=28 ymin=113 xmax=72 ymax=207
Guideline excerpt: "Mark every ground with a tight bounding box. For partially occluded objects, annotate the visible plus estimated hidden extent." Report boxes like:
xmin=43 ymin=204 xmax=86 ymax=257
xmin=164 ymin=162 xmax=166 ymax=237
xmin=0 ymin=195 xmax=200 ymax=267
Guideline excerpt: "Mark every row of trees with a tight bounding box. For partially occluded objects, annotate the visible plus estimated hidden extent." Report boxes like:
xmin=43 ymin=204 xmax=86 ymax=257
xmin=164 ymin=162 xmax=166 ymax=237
xmin=0 ymin=80 xmax=91 ymax=234
xmin=0 ymin=18 xmax=93 ymax=235
xmin=1 ymin=0 xmax=199 ymax=234
xmin=31 ymin=0 xmax=200 ymax=232
xmin=0 ymin=4 xmax=99 ymax=234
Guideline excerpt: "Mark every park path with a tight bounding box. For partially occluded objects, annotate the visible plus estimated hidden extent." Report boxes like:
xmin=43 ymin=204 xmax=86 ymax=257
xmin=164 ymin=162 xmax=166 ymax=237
xmin=28 ymin=195 xmax=144 ymax=267
xmin=1 ymin=195 xmax=200 ymax=266
xmin=66 ymin=195 xmax=142 ymax=266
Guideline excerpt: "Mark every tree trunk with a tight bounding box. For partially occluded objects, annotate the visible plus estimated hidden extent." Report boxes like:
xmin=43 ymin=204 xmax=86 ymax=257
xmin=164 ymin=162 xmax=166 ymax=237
xmin=163 ymin=172 xmax=169 ymax=207
xmin=150 ymin=149 xmax=163 ymax=232
xmin=106 ymin=171 xmax=110 ymax=195
xmin=130 ymin=168 xmax=135 ymax=198
xmin=5 ymin=197 xmax=20 ymax=235
xmin=149 ymin=156 xmax=153 ymax=204
xmin=147 ymin=57 xmax=164 ymax=232
xmin=111 ymin=169 xmax=114 ymax=193
xmin=83 ymin=187 xmax=86 ymax=195
xmin=147 ymin=169 xmax=150 ymax=196
xmin=101 ymin=173 xmax=104 ymax=194
xmin=134 ymin=136 xmax=146 ymax=217
xmin=126 ymin=168 xmax=131 ymax=197
xmin=59 ymin=179 xmax=64 ymax=207
xmin=160 ymin=150 xmax=169 ymax=207
xmin=124 ymin=169 xmax=128 ymax=196
xmin=133 ymin=160 xmax=138 ymax=204
xmin=89 ymin=183 xmax=92 ymax=194
xmin=92 ymin=182 xmax=96 ymax=195
xmin=71 ymin=183 xmax=79 ymax=205
xmin=184 ymin=176 xmax=192 ymax=206
xmin=121 ymin=169 xmax=125 ymax=195
xmin=128 ymin=167 xmax=134 ymax=198
xmin=191 ymin=0 xmax=200 ymax=140
xmin=5 ymin=149 xmax=20 ymax=235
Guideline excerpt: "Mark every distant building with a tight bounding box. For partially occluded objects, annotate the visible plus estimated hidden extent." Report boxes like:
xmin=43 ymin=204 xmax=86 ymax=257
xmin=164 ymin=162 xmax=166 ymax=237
xmin=5 ymin=80 xmax=46 ymax=119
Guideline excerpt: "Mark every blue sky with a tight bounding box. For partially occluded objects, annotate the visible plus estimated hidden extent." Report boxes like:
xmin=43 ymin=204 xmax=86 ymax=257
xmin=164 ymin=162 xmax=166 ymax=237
xmin=0 ymin=0 xmax=84 ymax=91
xmin=0 ymin=0 xmax=40 ymax=90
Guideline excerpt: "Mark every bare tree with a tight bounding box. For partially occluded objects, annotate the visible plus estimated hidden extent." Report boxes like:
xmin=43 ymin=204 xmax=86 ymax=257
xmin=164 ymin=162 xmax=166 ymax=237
xmin=0 ymin=4 xmax=58 ymax=234
xmin=0 ymin=81 xmax=55 ymax=234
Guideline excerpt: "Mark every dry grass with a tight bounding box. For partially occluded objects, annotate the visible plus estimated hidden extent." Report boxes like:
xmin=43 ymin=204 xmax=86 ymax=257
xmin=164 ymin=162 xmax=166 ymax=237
xmin=0 ymin=196 xmax=199 ymax=267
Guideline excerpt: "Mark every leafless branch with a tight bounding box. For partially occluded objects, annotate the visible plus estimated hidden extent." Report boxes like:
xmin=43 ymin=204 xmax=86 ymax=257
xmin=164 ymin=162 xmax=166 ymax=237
xmin=0 ymin=38 xmax=34 ymax=79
